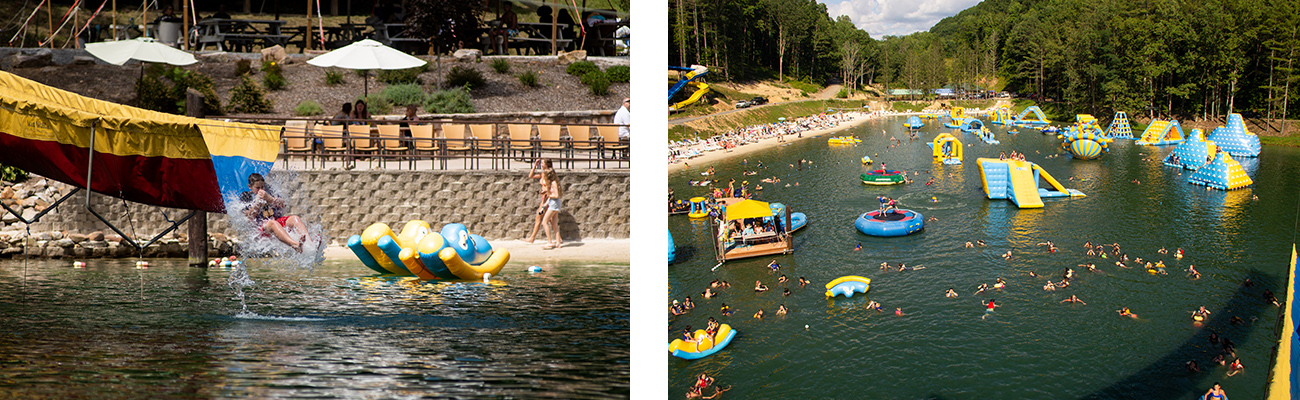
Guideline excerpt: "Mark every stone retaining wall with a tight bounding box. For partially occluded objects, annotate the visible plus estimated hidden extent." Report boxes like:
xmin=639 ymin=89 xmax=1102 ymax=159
xmin=1 ymin=169 xmax=628 ymax=258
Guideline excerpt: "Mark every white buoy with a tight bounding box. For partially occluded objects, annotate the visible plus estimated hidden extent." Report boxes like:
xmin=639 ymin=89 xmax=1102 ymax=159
xmin=482 ymin=272 xmax=491 ymax=283
xmin=805 ymin=325 xmax=810 ymax=330
xmin=528 ymin=266 xmax=542 ymax=273
xmin=135 ymin=261 xmax=149 ymax=269
xmin=208 ymin=260 xmax=218 ymax=267
xmin=73 ymin=261 xmax=86 ymax=268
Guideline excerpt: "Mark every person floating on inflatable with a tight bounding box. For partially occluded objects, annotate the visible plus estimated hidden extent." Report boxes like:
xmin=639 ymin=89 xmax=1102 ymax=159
xmin=1193 ymin=305 xmax=1211 ymax=322
xmin=1118 ymin=307 xmax=1139 ymax=319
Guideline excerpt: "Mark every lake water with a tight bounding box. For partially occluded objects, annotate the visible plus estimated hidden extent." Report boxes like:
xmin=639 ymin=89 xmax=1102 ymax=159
xmin=669 ymin=116 xmax=1299 ymax=399
xmin=0 ymin=258 xmax=629 ymax=398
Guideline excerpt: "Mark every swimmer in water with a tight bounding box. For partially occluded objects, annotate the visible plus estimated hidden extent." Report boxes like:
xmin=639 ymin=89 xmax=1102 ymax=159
xmin=754 ymin=281 xmax=769 ymax=292
xmin=965 ymin=241 xmax=975 ymax=248
xmin=867 ymin=300 xmax=883 ymax=312
xmin=1193 ymin=306 xmax=1211 ymax=320
xmin=946 ymin=288 xmax=959 ymax=298
xmin=720 ymin=303 xmax=733 ymax=316
xmin=1028 ymin=271 xmax=1039 ymax=277
xmin=1158 ymin=247 xmax=1168 ymax=254
xmin=754 ymin=309 xmax=764 ymax=319
xmin=880 ymin=262 xmax=890 ymax=271
xmin=975 ymin=283 xmax=989 ymax=295
xmin=768 ymin=260 xmax=780 ymax=272
xmin=1188 ymin=265 xmax=1201 ymax=279
xmin=895 ymin=307 xmax=905 ymax=316
xmin=702 ymin=287 xmax=716 ymax=299
xmin=798 ymin=277 xmax=810 ymax=287
xmin=854 ymin=243 xmax=862 ymax=251
xmin=928 ymin=217 xmax=938 ymax=222
xmin=1116 ymin=261 xmax=1129 ymax=269
xmin=994 ymin=277 xmax=1006 ymax=290
xmin=778 ymin=275 xmax=788 ymax=284
xmin=783 ymin=288 xmax=791 ymax=296
xmin=776 ymin=304 xmax=788 ymax=315
xmin=683 ymin=296 xmax=695 ymax=310
xmin=1002 ymin=250 xmax=1013 ymax=260
xmin=1118 ymin=307 xmax=1138 ymax=319
xmin=1175 ymin=248 xmax=1184 ymax=259
xmin=1061 ymin=295 xmax=1086 ymax=304
xmin=977 ymin=240 xmax=987 ymax=246
xmin=982 ymin=299 xmax=998 ymax=319
xmin=1044 ymin=281 xmax=1056 ymax=291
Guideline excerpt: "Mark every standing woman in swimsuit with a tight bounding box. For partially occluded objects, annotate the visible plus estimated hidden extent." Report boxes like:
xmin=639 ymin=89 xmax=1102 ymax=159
xmin=542 ymin=168 xmax=564 ymax=249
xmin=523 ymin=159 xmax=553 ymax=243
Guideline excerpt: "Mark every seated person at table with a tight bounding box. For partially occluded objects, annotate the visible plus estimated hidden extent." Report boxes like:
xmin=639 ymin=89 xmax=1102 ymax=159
xmin=153 ymin=6 xmax=182 ymax=24
xmin=331 ymin=102 xmax=352 ymax=125
xmin=489 ymin=2 xmax=519 ymax=54
xmin=241 ymin=173 xmax=310 ymax=252
xmin=536 ymin=5 xmax=577 ymax=46
xmin=209 ymin=4 xmax=231 ymax=20
xmin=398 ymin=104 xmax=421 ymax=137
xmin=351 ymin=100 xmax=372 ymax=125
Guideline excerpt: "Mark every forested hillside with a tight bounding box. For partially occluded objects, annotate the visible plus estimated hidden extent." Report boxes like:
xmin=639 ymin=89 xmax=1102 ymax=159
xmin=669 ymin=0 xmax=1300 ymax=125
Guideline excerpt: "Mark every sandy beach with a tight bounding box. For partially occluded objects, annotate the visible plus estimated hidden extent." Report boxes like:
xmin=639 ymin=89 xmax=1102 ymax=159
xmin=322 ymin=238 xmax=630 ymax=265
xmin=668 ymin=112 xmax=896 ymax=172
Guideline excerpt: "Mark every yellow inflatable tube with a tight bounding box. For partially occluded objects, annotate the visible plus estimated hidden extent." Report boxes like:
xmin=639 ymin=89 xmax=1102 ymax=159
xmin=824 ymin=275 xmax=871 ymax=289
xmin=668 ymin=324 xmax=732 ymax=354
xmin=439 ymin=247 xmax=510 ymax=280
xmin=360 ymin=223 xmax=407 ymax=274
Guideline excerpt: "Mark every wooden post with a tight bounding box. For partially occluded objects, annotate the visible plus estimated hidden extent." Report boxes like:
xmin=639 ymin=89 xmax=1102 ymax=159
xmin=186 ymin=88 xmax=209 ymax=267
xmin=306 ymin=0 xmax=313 ymax=50
xmin=181 ymin=0 xmax=188 ymax=49
xmin=47 ymin=1 xmax=53 ymax=48
xmin=112 ymin=0 xmax=117 ymax=40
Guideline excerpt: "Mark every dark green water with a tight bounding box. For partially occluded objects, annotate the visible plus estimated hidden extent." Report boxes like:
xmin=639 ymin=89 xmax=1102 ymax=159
xmin=669 ymin=116 xmax=1300 ymax=399
xmin=0 ymin=258 xmax=628 ymax=398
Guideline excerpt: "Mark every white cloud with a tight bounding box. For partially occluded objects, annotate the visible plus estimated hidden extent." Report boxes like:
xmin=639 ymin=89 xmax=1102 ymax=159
xmin=819 ymin=0 xmax=982 ymax=39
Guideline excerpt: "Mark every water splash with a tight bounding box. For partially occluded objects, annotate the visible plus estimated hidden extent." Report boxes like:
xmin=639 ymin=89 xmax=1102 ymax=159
xmin=222 ymin=169 xmax=332 ymax=316
xmin=227 ymin=260 xmax=256 ymax=316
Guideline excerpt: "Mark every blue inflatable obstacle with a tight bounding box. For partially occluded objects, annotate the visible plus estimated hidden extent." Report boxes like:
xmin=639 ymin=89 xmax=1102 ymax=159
xmin=855 ymin=210 xmax=923 ymax=237
xmin=1188 ymin=151 xmax=1254 ymax=190
xmin=1163 ymin=129 xmax=1217 ymax=170
xmin=825 ymin=276 xmax=870 ymax=298
xmin=978 ymin=158 xmax=1085 ymax=208
xmin=767 ymin=203 xmax=807 ymax=232
xmin=960 ymin=118 xmax=986 ymax=134
xmin=1106 ymin=111 xmax=1134 ymax=139
xmin=905 ymin=115 xmax=925 ymax=129
xmin=1059 ymin=115 xmax=1111 ymax=160
xmin=668 ymin=230 xmax=676 ymax=263
xmin=1206 ymin=113 xmax=1260 ymax=157
xmin=1014 ymin=106 xmax=1050 ymax=126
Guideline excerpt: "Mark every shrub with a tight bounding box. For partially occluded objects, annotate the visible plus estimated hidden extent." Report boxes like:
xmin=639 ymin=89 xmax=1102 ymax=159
xmin=377 ymin=65 xmax=426 ymax=85
xmin=263 ymin=71 xmax=287 ymax=90
xmin=354 ymin=69 xmax=371 ymax=78
xmin=261 ymin=60 xmax=282 ymax=75
xmin=837 ymin=88 xmax=849 ymax=98
xmin=445 ymin=66 xmax=485 ymax=90
xmin=228 ymin=76 xmax=273 ymax=113
xmin=382 ymin=84 xmax=428 ymax=109
xmin=166 ymin=68 xmax=224 ymax=115
xmin=325 ymin=69 xmax=345 ymax=85
xmin=293 ymin=100 xmax=324 ymax=116
xmin=424 ymin=87 xmax=476 ymax=114
xmin=605 ymin=65 xmax=629 ymax=83
xmin=489 ymin=58 xmax=511 ymax=74
xmin=518 ymin=70 xmax=539 ymax=87
xmin=565 ymin=60 xmax=599 ymax=76
xmin=0 ymin=164 xmax=30 ymax=183
xmin=356 ymin=94 xmax=392 ymax=115
xmin=234 ymin=59 xmax=252 ymax=76
xmin=136 ymin=75 xmax=177 ymax=113
xmin=582 ymin=71 xmax=610 ymax=96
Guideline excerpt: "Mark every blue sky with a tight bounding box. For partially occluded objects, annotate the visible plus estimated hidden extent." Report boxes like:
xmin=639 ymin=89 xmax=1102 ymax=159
xmin=818 ymin=0 xmax=983 ymax=39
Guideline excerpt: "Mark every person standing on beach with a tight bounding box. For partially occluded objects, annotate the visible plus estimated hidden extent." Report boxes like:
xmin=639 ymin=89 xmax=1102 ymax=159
xmin=523 ymin=159 xmax=553 ymax=244
xmin=541 ymin=168 xmax=564 ymax=249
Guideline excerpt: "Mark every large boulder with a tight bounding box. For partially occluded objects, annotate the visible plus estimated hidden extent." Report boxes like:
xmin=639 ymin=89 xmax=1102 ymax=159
xmin=452 ymin=49 xmax=482 ymax=62
xmin=12 ymin=49 xmax=53 ymax=68
xmin=557 ymin=50 xmax=587 ymax=65
xmin=261 ymin=45 xmax=287 ymax=65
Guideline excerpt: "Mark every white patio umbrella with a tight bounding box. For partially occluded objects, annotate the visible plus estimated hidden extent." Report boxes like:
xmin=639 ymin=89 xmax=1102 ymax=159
xmin=85 ymin=37 xmax=198 ymax=66
xmin=306 ymin=39 xmax=427 ymax=96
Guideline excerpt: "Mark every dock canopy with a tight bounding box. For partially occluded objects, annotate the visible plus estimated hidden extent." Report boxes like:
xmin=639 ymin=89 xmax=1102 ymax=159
xmin=724 ymin=199 xmax=773 ymax=221
xmin=0 ymin=71 xmax=279 ymax=213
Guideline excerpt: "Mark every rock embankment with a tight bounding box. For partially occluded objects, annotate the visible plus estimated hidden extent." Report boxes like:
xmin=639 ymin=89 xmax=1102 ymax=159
xmin=0 ymin=178 xmax=238 ymax=259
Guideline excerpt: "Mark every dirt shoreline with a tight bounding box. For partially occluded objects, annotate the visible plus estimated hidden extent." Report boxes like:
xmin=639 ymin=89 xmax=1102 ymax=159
xmin=668 ymin=111 xmax=922 ymax=172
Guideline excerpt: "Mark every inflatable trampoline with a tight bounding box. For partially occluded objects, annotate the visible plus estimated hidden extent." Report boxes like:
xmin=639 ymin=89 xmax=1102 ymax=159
xmin=861 ymin=170 xmax=906 ymax=185
xmin=855 ymin=210 xmax=924 ymax=237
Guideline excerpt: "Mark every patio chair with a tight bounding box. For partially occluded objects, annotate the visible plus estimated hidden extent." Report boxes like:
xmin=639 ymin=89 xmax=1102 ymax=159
xmin=597 ymin=125 xmax=627 ymax=168
xmin=566 ymin=125 xmax=600 ymax=169
xmin=441 ymin=123 xmax=475 ymax=169
xmin=410 ymin=124 xmax=441 ymax=169
xmin=317 ymin=124 xmax=349 ymax=169
xmin=507 ymin=124 xmax=537 ymax=161
xmin=468 ymin=123 xmax=500 ymax=169
xmin=377 ymin=124 xmax=409 ymax=169
xmin=348 ymin=124 xmax=379 ymax=169
xmin=282 ymin=120 xmax=314 ymax=168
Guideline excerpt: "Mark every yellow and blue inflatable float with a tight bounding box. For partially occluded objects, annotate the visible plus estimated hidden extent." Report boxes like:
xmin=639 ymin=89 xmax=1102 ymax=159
xmin=828 ymin=136 xmax=862 ymax=145
xmin=346 ymin=221 xmax=509 ymax=280
xmin=825 ymin=276 xmax=870 ymax=298
xmin=668 ymin=324 xmax=736 ymax=360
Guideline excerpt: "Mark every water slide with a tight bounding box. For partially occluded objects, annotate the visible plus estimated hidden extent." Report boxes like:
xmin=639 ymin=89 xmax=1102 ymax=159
xmin=669 ymin=65 xmax=710 ymax=111
xmin=978 ymin=159 xmax=1084 ymax=208
xmin=1014 ymin=106 xmax=1050 ymax=126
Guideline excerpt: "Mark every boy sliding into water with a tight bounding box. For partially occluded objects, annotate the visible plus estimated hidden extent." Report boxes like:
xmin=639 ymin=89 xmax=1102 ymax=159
xmin=241 ymin=173 xmax=310 ymax=252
